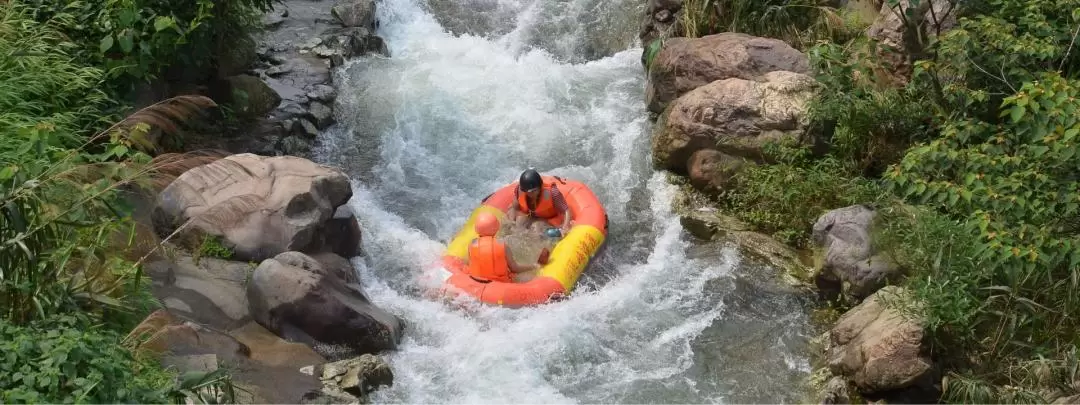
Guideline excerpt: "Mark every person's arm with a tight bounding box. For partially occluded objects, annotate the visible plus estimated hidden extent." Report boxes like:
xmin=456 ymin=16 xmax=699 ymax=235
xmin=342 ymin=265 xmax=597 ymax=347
xmin=505 ymin=245 xmax=539 ymax=273
xmin=551 ymin=185 xmax=573 ymax=233
xmin=507 ymin=188 xmax=519 ymax=221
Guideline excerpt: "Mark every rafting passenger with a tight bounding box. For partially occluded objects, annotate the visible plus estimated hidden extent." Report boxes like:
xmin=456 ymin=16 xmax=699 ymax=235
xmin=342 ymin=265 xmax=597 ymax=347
xmin=466 ymin=212 xmax=539 ymax=283
xmin=507 ymin=168 xmax=573 ymax=235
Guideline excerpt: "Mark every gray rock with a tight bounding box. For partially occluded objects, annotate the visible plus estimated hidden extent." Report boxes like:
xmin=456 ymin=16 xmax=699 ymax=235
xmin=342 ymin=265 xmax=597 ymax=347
xmin=812 ymin=205 xmax=902 ymax=300
xmin=281 ymin=135 xmax=313 ymax=156
xmin=223 ymin=75 xmax=282 ymax=119
xmin=266 ymin=64 xmax=294 ymax=77
xmin=263 ymin=11 xmax=286 ymax=28
xmin=307 ymin=101 xmax=335 ymax=129
xmin=247 ymin=251 xmax=404 ymax=360
xmin=331 ymin=0 xmax=377 ymax=30
xmin=307 ymin=85 xmax=337 ymax=102
xmin=277 ymin=102 xmax=309 ymax=120
xmin=292 ymin=118 xmax=320 ymax=138
xmin=820 ymin=376 xmax=854 ymax=404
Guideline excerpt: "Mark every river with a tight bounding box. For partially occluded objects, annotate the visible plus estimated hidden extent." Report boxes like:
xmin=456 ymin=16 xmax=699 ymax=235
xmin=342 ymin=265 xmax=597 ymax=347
xmin=310 ymin=0 xmax=816 ymax=402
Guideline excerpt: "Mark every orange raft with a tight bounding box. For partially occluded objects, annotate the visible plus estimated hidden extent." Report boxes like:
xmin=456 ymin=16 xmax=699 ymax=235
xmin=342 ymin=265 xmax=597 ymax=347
xmin=437 ymin=176 xmax=609 ymax=307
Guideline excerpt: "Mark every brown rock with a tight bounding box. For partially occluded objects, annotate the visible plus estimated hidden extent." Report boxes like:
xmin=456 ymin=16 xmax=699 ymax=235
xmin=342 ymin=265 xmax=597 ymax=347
xmin=153 ymin=153 xmax=356 ymax=262
xmin=127 ymin=310 xmax=251 ymax=363
xmin=645 ymin=33 xmax=810 ymax=114
xmin=687 ymin=149 xmax=755 ymax=193
xmin=827 ymin=286 xmax=934 ymax=394
xmin=652 ymin=70 xmax=817 ymax=172
xmin=229 ymin=321 xmax=327 ymax=368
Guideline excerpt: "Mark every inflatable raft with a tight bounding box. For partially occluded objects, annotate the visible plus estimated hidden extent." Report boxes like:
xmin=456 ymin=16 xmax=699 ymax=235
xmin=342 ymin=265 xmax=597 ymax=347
xmin=437 ymin=176 xmax=609 ymax=307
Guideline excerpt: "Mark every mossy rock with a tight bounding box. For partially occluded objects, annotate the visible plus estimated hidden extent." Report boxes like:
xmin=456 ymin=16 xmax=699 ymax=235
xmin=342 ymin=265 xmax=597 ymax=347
xmin=673 ymin=188 xmax=815 ymax=286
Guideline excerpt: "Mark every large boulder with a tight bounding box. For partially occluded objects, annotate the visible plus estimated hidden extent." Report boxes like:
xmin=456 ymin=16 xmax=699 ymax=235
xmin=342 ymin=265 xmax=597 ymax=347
xmin=153 ymin=153 xmax=362 ymax=262
xmin=645 ymin=32 xmax=810 ymax=114
xmin=332 ymin=0 xmax=377 ymax=30
xmin=812 ymin=204 xmax=901 ymax=300
xmin=827 ymin=286 xmax=937 ymax=398
xmin=247 ymin=251 xmax=404 ymax=360
xmin=652 ymin=70 xmax=817 ymax=172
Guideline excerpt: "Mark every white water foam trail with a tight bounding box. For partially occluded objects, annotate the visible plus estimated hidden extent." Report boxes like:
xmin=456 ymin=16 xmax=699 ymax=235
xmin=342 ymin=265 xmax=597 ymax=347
xmin=311 ymin=0 xmax=813 ymax=401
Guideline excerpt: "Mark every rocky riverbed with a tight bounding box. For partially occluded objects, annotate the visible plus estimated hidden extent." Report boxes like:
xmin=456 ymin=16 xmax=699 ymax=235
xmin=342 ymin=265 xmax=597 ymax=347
xmin=127 ymin=1 xmax=407 ymax=402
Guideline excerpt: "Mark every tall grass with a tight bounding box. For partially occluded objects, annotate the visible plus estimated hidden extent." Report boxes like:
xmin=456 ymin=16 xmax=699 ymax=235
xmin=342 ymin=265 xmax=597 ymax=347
xmin=678 ymin=0 xmax=873 ymax=49
xmin=0 ymin=4 xmax=117 ymax=151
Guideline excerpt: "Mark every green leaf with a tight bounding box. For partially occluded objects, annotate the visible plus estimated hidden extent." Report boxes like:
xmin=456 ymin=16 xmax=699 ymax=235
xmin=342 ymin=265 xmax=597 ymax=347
xmin=1064 ymin=128 xmax=1079 ymax=142
xmin=153 ymin=16 xmax=175 ymax=32
xmin=0 ymin=165 xmax=15 ymax=181
xmin=99 ymin=35 xmax=114 ymax=53
xmin=1010 ymin=105 xmax=1025 ymax=123
xmin=118 ymin=30 xmax=134 ymax=53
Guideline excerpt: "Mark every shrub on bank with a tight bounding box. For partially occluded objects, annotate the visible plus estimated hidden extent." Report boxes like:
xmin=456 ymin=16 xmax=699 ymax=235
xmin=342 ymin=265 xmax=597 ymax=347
xmin=677 ymin=0 xmax=1080 ymax=402
xmin=2 ymin=0 xmax=269 ymax=401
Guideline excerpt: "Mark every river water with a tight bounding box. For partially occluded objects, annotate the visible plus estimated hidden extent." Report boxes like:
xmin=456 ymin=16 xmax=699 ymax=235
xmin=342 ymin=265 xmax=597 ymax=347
xmin=311 ymin=0 xmax=816 ymax=402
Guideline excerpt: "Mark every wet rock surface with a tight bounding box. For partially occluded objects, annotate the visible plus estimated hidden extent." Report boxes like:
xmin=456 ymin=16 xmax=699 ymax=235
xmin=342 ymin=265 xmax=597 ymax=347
xmin=227 ymin=0 xmax=389 ymax=157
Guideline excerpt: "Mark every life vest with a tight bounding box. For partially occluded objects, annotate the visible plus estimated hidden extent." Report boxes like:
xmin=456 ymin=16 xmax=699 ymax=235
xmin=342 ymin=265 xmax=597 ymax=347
xmin=517 ymin=178 xmax=558 ymax=219
xmin=467 ymin=236 xmax=512 ymax=283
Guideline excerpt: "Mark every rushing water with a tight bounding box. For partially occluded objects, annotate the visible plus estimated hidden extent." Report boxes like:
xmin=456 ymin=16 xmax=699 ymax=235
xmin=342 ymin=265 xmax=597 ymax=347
xmin=311 ymin=0 xmax=816 ymax=402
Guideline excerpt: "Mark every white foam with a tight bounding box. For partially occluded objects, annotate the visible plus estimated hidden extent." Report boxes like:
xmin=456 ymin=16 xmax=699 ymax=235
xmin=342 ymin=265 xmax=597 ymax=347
xmin=309 ymin=0 xmax=812 ymax=401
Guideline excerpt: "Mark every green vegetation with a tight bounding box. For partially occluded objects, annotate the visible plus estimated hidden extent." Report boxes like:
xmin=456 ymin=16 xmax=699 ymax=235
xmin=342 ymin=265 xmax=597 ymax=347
xmin=1 ymin=0 xmax=275 ymax=401
xmin=678 ymin=0 xmax=876 ymax=49
xmin=679 ymin=0 xmax=1080 ymax=401
xmin=195 ymin=234 xmax=235 ymax=264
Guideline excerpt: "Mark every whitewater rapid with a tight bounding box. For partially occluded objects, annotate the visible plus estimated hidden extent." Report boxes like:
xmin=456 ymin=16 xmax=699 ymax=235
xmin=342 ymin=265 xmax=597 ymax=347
xmin=311 ymin=0 xmax=815 ymax=401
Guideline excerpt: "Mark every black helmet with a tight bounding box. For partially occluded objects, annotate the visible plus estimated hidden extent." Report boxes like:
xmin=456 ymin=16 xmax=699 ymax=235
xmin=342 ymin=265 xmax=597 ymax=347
xmin=519 ymin=169 xmax=542 ymax=191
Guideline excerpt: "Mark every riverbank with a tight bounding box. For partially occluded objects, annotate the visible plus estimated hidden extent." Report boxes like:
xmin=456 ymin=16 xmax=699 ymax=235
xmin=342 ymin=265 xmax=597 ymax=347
xmin=0 ymin=0 xmax=402 ymax=402
xmin=639 ymin=0 xmax=1080 ymax=403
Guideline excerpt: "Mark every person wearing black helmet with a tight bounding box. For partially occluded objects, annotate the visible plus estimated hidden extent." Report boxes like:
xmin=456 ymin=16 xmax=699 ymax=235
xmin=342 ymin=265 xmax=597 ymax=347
xmin=507 ymin=168 xmax=573 ymax=235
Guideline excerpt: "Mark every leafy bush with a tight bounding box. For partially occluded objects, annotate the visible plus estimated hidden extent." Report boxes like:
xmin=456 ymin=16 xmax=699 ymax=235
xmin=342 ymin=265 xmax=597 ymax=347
xmin=719 ymin=145 xmax=884 ymax=248
xmin=887 ymin=74 xmax=1080 ymax=377
xmin=0 ymin=315 xmax=174 ymax=404
xmin=805 ymin=38 xmax=937 ymax=176
xmin=19 ymin=0 xmax=279 ymax=95
xmin=916 ymin=1 xmax=1080 ymax=116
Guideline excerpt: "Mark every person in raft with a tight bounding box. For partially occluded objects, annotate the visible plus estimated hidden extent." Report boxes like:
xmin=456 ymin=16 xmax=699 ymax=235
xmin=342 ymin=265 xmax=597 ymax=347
xmin=507 ymin=168 xmax=573 ymax=235
xmin=467 ymin=212 xmax=540 ymax=282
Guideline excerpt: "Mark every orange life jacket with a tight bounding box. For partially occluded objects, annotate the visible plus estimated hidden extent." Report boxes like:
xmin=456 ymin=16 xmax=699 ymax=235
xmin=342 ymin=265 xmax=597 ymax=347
xmin=517 ymin=179 xmax=558 ymax=219
xmin=467 ymin=236 xmax=512 ymax=283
